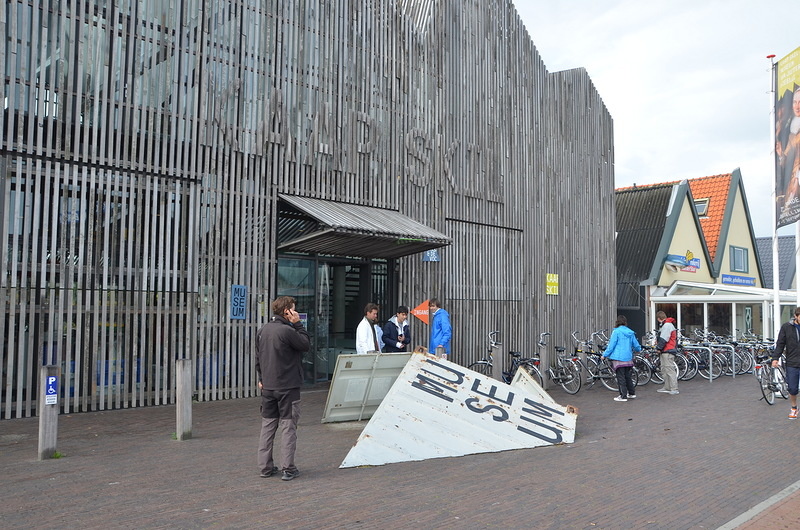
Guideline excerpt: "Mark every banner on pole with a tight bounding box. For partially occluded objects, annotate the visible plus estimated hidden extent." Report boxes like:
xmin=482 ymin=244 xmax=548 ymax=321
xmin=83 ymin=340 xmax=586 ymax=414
xmin=775 ymin=45 xmax=800 ymax=228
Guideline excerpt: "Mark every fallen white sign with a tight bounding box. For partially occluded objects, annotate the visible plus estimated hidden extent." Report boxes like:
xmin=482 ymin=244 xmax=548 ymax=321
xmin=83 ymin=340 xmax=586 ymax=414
xmin=321 ymin=352 xmax=413 ymax=423
xmin=340 ymin=352 xmax=577 ymax=468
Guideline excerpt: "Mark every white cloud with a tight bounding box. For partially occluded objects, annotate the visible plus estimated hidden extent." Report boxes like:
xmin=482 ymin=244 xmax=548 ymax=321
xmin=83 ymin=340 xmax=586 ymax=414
xmin=513 ymin=0 xmax=800 ymax=236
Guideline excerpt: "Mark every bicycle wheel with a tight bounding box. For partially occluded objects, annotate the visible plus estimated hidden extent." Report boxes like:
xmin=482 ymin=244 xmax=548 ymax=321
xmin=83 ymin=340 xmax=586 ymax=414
xmin=711 ymin=353 xmax=725 ymax=379
xmin=557 ymin=360 xmax=582 ymax=394
xmin=630 ymin=366 xmax=640 ymax=387
xmin=600 ymin=363 xmax=618 ymax=391
xmin=584 ymin=356 xmax=600 ymax=387
xmin=650 ymin=355 xmax=664 ymax=384
xmin=720 ymin=351 xmax=735 ymax=376
xmin=736 ymin=350 xmax=754 ymax=374
xmin=774 ymin=365 xmax=789 ymax=399
xmin=674 ymin=354 xmax=687 ymax=380
xmin=633 ymin=356 xmax=652 ymax=386
xmin=761 ymin=366 xmax=776 ymax=405
xmin=680 ymin=352 xmax=699 ymax=381
xmin=501 ymin=366 xmax=516 ymax=384
xmin=698 ymin=352 xmax=723 ymax=380
xmin=467 ymin=361 xmax=493 ymax=378
xmin=521 ymin=362 xmax=545 ymax=387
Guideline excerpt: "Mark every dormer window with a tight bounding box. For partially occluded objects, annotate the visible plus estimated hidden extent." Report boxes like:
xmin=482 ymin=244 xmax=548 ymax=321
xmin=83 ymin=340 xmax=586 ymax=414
xmin=694 ymin=198 xmax=710 ymax=217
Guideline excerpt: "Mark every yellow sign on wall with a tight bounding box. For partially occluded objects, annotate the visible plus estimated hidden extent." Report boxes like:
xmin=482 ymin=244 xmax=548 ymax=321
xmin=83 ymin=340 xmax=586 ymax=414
xmin=546 ymin=273 xmax=559 ymax=295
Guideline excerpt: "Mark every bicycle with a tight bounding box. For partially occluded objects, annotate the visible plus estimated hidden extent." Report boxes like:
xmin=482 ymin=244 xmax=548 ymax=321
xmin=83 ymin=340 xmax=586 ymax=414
xmin=501 ymin=350 xmax=545 ymax=388
xmin=638 ymin=346 xmax=662 ymax=384
xmin=754 ymin=354 xmax=788 ymax=405
xmin=632 ymin=352 xmax=653 ymax=385
xmin=682 ymin=344 xmax=724 ymax=380
xmin=467 ymin=330 xmax=499 ymax=377
xmin=536 ymin=332 xmax=581 ymax=394
xmin=572 ymin=331 xmax=612 ymax=389
xmin=571 ymin=330 xmax=620 ymax=391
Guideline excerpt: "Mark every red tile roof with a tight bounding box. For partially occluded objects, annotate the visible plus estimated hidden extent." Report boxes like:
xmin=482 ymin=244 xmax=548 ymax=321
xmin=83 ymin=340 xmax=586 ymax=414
xmin=616 ymin=173 xmax=733 ymax=261
xmin=687 ymin=174 xmax=731 ymax=261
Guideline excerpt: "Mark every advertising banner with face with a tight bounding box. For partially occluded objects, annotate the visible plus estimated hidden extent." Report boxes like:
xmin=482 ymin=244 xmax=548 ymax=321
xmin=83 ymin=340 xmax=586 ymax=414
xmin=775 ymin=45 xmax=800 ymax=228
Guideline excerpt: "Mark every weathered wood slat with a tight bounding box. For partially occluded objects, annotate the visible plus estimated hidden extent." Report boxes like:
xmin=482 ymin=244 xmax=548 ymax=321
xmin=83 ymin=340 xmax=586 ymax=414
xmin=0 ymin=0 xmax=614 ymax=417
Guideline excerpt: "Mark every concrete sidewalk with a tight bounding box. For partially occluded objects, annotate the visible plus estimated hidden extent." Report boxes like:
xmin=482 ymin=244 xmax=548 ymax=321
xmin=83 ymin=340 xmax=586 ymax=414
xmin=1 ymin=374 xmax=799 ymax=529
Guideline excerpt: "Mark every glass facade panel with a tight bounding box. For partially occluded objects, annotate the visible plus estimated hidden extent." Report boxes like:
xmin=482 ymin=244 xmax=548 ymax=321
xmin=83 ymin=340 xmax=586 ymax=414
xmin=654 ymin=303 xmax=677 ymax=331
xmin=680 ymin=303 xmax=704 ymax=341
xmin=277 ymin=258 xmax=316 ymax=383
xmin=735 ymin=304 xmax=763 ymax=339
xmin=707 ymin=303 xmax=731 ymax=337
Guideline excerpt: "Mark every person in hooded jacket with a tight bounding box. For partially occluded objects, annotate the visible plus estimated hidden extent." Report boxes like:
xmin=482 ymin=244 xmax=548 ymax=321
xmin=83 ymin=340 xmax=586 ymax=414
xmin=656 ymin=310 xmax=679 ymax=395
xmin=773 ymin=307 xmax=800 ymax=419
xmin=429 ymin=298 xmax=452 ymax=356
xmin=602 ymin=315 xmax=641 ymax=402
xmin=382 ymin=306 xmax=411 ymax=352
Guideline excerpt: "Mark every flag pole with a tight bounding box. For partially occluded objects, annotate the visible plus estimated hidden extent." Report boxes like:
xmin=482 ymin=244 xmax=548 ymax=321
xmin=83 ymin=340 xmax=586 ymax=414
xmin=769 ymin=54 xmax=781 ymax=339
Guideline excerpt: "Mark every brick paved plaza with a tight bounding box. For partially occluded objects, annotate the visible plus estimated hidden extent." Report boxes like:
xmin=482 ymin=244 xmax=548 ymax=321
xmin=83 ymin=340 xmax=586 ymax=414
xmin=2 ymin=374 xmax=799 ymax=529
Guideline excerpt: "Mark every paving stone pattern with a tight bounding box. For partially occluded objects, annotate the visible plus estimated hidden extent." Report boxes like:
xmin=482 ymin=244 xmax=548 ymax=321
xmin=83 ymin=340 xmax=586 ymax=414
xmin=1 ymin=375 xmax=799 ymax=529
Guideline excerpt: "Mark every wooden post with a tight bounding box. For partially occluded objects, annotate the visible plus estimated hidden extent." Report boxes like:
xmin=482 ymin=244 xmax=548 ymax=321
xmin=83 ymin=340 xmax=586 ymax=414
xmin=38 ymin=366 xmax=60 ymax=460
xmin=176 ymin=359 xmax=192 ymax=440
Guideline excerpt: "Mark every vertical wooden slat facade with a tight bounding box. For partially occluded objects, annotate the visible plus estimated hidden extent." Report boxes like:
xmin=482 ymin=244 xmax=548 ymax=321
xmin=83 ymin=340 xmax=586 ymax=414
xmin=0 ymin=0 xmax=615 ymax=419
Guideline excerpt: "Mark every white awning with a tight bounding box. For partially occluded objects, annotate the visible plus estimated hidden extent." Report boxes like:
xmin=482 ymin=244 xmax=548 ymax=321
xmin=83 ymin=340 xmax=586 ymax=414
xmin=652 ymin=281 xmax=796 ymax=303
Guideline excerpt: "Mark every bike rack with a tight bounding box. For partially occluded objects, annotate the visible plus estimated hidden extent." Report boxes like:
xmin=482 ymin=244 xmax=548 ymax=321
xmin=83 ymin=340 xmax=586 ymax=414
xmin=682 ymin=345 xmax=714 ymax=383
xmin=710 ymin=343 xmax=736 ymax=379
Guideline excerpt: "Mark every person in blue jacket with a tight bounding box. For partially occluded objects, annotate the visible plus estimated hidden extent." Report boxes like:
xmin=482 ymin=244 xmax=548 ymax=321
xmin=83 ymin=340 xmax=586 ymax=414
xmin=428 ymin=298 xmax=452 ymax=357
xmin=602 ymin=314 xmax=641 ymax=402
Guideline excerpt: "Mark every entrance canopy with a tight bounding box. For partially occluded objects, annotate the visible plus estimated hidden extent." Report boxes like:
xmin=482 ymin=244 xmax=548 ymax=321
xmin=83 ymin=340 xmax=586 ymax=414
xmin=277 ymin=194 xmax=451 ymax=259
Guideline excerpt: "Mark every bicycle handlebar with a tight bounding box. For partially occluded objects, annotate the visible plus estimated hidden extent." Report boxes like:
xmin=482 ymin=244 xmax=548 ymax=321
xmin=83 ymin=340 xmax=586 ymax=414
xmin=537 ymin=332 xmax=550 ymax=346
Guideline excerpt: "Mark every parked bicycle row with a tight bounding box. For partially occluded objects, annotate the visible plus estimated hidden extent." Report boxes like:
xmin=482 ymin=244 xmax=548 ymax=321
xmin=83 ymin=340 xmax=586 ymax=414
xmin=466 ymin=308 xmax=800 ymax=417
xmin=466 ymin=326 xmax=780 ymax=398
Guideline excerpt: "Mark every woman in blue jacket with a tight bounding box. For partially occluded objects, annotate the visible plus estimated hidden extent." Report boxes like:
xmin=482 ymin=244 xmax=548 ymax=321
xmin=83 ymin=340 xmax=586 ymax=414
xmin=429 ymin=298 xmax=452 ymax=356
xmin=602 ymin=315 xmax=641 ymax=402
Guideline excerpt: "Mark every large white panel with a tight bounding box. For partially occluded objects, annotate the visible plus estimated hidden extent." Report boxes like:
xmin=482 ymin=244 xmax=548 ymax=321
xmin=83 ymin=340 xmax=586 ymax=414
xmin=340 ymin=353 xmax=578 ymax=468
xmin=321 ymin=352 xmax=413 ymax=423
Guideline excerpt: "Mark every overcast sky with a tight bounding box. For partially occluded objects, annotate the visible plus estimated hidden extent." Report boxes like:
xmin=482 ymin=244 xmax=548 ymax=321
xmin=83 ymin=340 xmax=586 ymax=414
xmin=513 ymin=0 xmax=800 ymax=237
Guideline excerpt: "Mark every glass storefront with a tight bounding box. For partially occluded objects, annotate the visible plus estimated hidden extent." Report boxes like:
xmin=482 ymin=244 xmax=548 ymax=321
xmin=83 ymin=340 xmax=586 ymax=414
xmin=277 ymin=257 xmax=391 ymax=384
xmin=707 ymin=303 xmax=732 ymax=336
xmin=653 ymin=281 xmax=796 ymax=341
xmin=277 ymin=258 xmax=318 ymax=382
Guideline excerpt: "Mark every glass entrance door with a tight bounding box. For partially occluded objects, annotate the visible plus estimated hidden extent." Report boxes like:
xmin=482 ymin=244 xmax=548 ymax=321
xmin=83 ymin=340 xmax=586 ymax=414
xmin=277 ymin=257 xmax=391 ymax=384
xmin=276 ymin=258 xmax=317 ymax=382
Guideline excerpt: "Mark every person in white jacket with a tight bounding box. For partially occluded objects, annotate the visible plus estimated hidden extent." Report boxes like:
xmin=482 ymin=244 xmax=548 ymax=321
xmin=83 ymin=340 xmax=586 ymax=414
xmin=355 ymin=303 xmax=383 ymax=354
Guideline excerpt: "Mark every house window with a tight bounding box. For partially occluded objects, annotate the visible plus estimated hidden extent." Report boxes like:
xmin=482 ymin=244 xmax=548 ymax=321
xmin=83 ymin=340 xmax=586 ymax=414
xmin=694 ymin=198 xmax=710 ymax=217
xmin=730 ymin=246 xmax=748 ymax=273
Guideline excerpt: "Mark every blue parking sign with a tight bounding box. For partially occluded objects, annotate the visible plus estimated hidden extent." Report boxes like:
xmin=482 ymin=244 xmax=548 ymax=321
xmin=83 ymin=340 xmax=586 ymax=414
xmin=46 ymin=375 xmax=58 ymax=405
xmin=46 ymin=376 xmax=58 ymax=395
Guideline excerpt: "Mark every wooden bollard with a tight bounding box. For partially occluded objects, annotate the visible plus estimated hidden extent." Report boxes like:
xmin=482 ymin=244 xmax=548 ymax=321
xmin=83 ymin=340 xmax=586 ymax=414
xmin=38 ymin=365 xmax=60 ymax=460
xmin=176 ymin=359 xmax=192 ymax=440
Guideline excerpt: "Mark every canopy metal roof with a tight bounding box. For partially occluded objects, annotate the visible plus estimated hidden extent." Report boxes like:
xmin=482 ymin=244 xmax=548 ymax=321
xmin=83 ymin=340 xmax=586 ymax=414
xmin=277 ymin=194 xmax=451 ymax=259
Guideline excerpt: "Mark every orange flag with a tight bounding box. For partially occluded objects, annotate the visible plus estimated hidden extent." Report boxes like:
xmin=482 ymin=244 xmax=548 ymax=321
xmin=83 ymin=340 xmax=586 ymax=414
xmin=411 ymin=299 xmax=430 ymax=325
